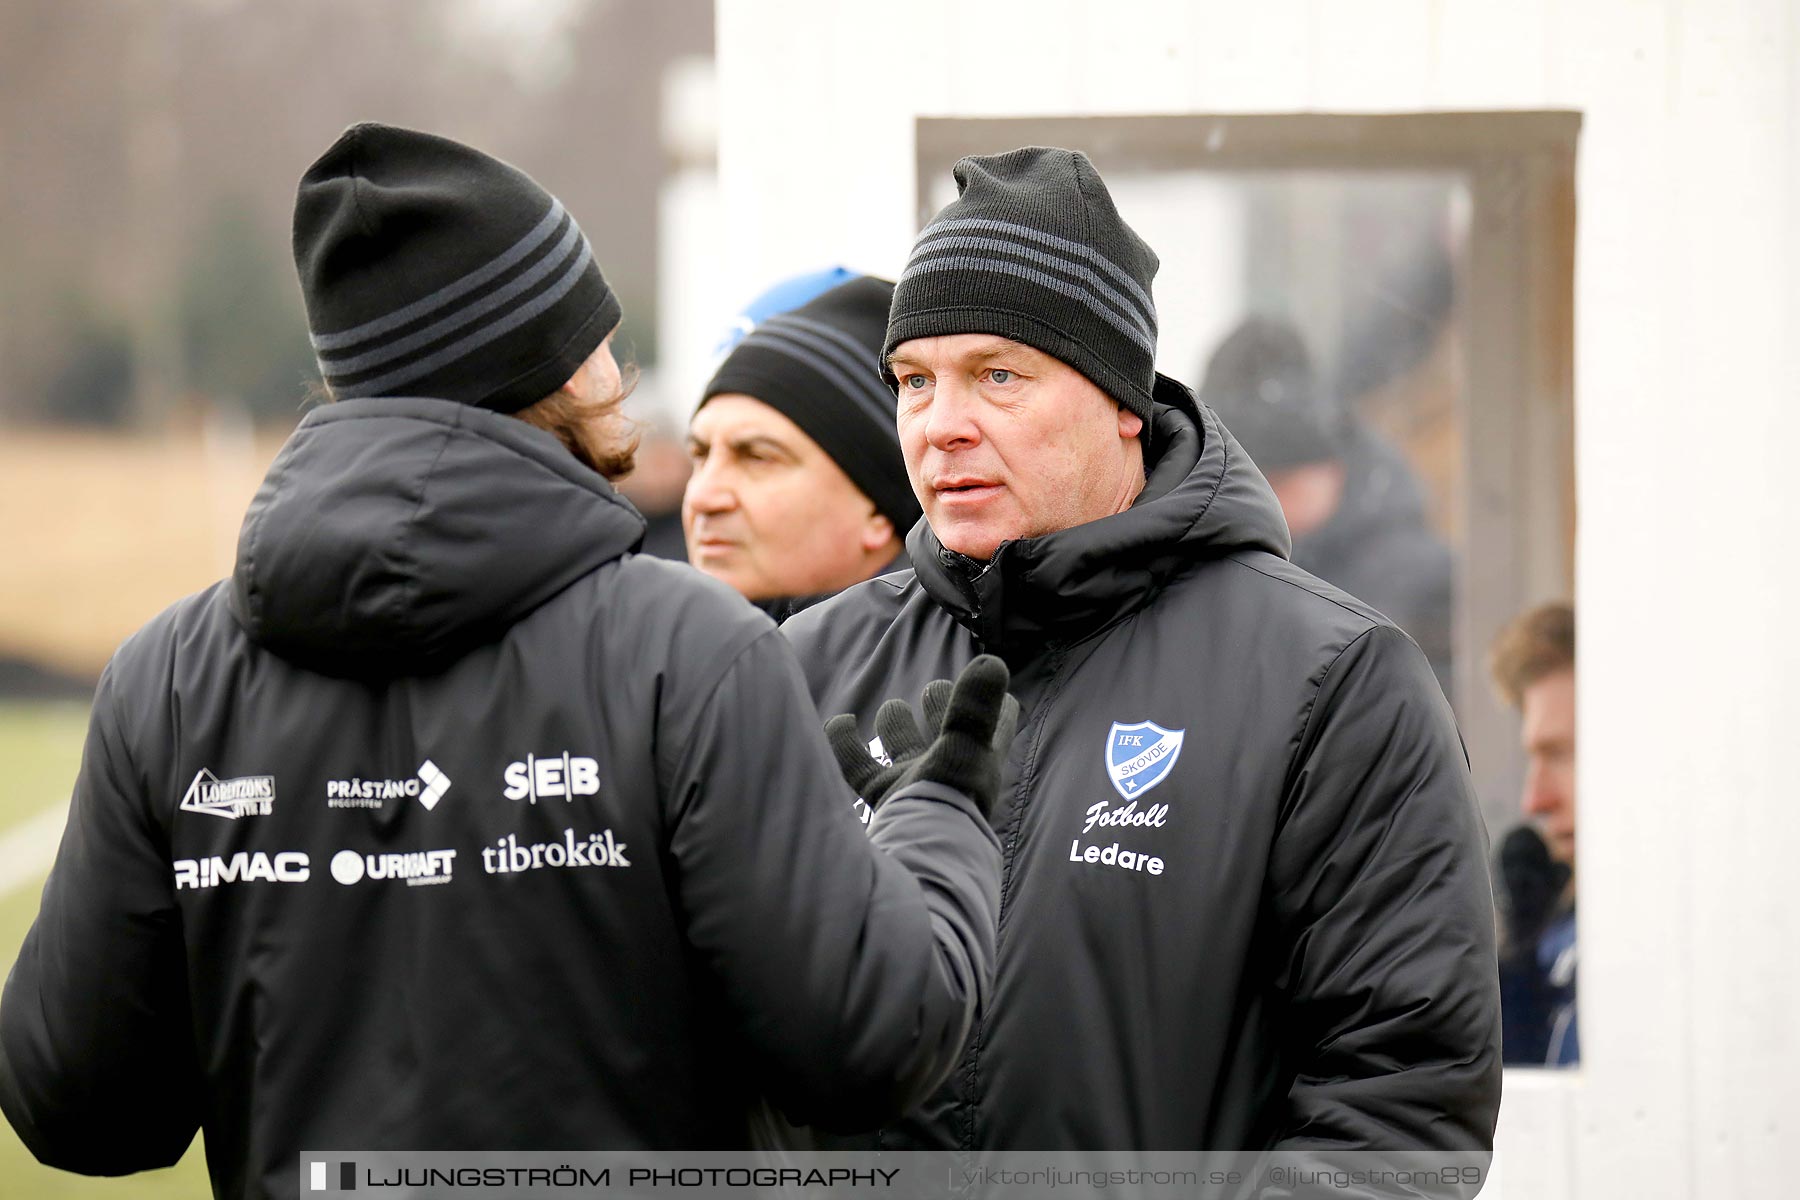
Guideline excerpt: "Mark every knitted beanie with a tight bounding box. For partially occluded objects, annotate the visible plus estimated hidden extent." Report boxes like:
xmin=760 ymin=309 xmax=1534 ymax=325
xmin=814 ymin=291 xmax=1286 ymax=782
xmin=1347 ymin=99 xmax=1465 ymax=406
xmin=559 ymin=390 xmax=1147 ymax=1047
xmin=1199 ymin=315 xmax=1342 ymax=470
xmin=701 ymin=275 xmax=920 ymax=532
xmin=884 ymin=147 xmax=1160 ymax=425
xmin=293 ymin=122 xmax=620 ymax=413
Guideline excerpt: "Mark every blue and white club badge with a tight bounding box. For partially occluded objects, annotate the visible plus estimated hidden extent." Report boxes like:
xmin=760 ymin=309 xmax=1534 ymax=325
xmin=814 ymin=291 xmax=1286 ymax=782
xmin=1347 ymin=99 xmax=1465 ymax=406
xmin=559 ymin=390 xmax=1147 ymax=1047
xmin=1106 ymin=720 xmax=1187 ymax=801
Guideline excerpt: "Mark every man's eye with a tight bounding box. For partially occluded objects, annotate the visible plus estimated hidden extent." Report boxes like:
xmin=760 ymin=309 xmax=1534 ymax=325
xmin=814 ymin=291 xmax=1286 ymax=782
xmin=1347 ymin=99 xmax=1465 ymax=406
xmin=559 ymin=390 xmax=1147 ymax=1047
xmin=901 ymin=374 xmax=929 ymax=390
xmin=989 ymin=369 xmax=1014 ymax=384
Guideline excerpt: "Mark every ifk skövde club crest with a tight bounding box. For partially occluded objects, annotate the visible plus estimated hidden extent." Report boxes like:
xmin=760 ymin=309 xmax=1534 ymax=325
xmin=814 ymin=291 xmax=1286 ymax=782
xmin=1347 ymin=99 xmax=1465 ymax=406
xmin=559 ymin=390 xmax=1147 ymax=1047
xmin=1105 ymin=720 xmax=1187 ymax=801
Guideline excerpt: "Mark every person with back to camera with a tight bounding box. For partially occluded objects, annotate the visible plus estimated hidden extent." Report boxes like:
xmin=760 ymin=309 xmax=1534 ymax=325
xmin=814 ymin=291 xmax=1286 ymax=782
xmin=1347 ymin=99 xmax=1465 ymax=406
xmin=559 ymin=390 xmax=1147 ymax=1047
xmin=0 ymin=123 xmax=1015 ymax=1200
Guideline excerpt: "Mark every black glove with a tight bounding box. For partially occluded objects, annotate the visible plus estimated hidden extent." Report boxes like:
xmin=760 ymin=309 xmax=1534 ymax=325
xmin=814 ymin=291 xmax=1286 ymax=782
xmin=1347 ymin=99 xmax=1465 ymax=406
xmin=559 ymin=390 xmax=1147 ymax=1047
xmin=1497 ymin=824 xmax=1571 ymax=953
xmin=824 ymin=655 xmax=1019 ymax=817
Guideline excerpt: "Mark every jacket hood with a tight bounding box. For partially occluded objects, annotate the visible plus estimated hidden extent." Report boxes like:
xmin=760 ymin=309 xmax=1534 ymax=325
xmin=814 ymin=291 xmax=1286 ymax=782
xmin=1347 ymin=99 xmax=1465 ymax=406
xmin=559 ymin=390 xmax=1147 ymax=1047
xmin=908 ymin=374 xmax=1290 ymax=656
xmin=230 ymin=396 xmax=645 ymax=678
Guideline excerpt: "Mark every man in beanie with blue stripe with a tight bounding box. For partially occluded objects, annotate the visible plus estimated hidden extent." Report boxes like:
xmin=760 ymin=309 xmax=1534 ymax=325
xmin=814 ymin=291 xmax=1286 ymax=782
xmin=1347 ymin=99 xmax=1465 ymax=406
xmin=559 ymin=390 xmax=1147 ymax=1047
xmin=783 ymin=147 xmax=1501 ymax=1157
xmin=686 ymin=274 xmax=918 ymax=622
xmin=0 ymin=124 xmax=1015 ymax=1195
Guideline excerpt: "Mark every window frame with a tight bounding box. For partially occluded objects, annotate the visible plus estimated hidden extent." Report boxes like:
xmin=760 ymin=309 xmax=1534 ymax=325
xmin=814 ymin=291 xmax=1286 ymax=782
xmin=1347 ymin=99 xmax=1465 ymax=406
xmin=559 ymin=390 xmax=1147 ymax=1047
xmin=916 ymin=111 xmax=1581 ymax=836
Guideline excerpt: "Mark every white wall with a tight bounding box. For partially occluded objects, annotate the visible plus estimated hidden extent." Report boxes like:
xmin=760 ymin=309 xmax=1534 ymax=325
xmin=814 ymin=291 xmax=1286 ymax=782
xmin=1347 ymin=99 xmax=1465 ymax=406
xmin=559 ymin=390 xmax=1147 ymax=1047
xmin=715 ymin=2 xmax=1800 ymax=1197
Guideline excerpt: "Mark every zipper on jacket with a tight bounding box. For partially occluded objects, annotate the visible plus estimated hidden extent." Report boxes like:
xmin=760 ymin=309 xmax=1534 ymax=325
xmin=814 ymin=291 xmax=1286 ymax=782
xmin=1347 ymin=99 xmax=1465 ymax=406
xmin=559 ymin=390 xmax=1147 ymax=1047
xmin=956 ymin=641 xmax=1070 ymax=1150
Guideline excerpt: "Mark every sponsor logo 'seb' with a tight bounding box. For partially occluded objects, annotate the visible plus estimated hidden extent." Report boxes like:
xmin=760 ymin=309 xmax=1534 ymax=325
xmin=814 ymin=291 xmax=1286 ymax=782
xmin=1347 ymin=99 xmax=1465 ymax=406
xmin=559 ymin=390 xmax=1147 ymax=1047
xmin=503 ymin=753 xmax=599 ymax=803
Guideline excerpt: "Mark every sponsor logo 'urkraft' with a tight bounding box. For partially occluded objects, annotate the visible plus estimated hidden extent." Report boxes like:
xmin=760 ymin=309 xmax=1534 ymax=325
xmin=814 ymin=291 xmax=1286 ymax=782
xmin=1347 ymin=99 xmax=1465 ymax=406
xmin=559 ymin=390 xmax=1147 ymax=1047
xmin=329 ymin=848 xmax=456 ymax=887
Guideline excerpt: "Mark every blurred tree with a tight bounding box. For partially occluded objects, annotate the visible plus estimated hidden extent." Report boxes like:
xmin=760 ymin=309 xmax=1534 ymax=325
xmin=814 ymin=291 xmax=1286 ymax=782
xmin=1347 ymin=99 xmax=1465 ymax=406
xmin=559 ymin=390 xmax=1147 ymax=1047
xmin=37 ymin=302 xmax=135 ymax=427
xmin=0 ymin=0 xmax=711 ymax=429
xmin=178 ymin=200 xmax=318 ymax=422
xmin=0 ymin=0 xmax=139 ymax=425
xmin=123 ymin=0 xmax=185 ymax=428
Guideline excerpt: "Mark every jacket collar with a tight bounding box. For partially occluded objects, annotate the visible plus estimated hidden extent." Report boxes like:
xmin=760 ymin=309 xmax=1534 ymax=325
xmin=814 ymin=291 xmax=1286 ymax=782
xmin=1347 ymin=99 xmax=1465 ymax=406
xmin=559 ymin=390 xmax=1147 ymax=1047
xmin=756 ymin=549 xmax=912 ymax=626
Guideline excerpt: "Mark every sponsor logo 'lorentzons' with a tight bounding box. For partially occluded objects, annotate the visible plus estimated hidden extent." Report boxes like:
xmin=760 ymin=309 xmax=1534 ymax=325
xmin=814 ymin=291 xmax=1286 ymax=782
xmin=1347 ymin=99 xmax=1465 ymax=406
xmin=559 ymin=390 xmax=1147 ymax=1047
xmin=481 ymin=830 xmax=630 ymax=874
xmin=180 ymin=769 xmax=275 ymax=820
xmin=175 ymin=851 xmax=308 ymax=890
xmin=327 ymin=760 xmax=452 ymax=811
xmin=330 ymin=848 xmax=457 ymax=887
xmin=502 ymin=752 xmax=599 ymax=804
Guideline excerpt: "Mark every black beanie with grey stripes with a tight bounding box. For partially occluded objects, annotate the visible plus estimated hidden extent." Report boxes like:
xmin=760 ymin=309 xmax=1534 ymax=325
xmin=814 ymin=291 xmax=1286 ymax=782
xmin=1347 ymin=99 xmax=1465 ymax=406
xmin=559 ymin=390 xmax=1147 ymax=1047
xmin=884 ymin=147 xmax=1160 ymax=427
xmin=700 ymin=275 xmax=920 ymax=532
xmin=293 ymin=123 xmax=621 ymax=413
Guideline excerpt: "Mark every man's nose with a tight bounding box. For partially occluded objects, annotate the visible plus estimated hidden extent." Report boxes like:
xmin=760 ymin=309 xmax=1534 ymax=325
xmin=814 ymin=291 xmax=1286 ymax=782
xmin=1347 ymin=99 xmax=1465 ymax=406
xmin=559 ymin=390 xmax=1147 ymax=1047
xmin=923 ymin=379 xmax=982 ymax=452
xmin=684 ymin=460 xmax=738 ymax=514
xmin=1522 ymin=765 xmax=1560 ymax=815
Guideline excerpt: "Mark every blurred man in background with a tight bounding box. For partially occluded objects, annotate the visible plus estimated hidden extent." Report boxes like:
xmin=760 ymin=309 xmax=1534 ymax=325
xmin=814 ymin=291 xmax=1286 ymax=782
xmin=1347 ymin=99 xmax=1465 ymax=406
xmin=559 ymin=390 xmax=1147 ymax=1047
xmin=685 ymin=275 xmax=917 ymax=621
xmin=1490 ymin=600 xmax=1579 ymax=1066
xmin=0 ymin=123 xmax=1009 ymax=1197
xmin=1201 ymin=315 xmax=1454 ymax=697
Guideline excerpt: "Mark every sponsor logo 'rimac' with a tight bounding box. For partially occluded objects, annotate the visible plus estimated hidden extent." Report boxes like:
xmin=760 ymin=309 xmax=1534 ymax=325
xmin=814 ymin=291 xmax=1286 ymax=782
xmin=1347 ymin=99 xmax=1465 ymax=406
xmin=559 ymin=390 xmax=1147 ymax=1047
xmin=503 ymin=752 xmax=599 ymax=803
xmin=180 ymin=769 xmax=275 ymax=820
xmin=175 ymin=851 xmax=308 ymax=890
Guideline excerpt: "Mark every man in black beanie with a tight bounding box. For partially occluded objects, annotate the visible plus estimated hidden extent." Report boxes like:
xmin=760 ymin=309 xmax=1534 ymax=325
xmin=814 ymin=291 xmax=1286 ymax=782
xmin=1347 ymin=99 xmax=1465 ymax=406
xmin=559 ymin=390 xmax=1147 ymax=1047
xmin=685 ymin=274 xmax=917 ymax=623
xmin=782 ymin=147 xmax=1501 ymax=1159
xmin=0 ymin=123 xmax=1014 ymax=1197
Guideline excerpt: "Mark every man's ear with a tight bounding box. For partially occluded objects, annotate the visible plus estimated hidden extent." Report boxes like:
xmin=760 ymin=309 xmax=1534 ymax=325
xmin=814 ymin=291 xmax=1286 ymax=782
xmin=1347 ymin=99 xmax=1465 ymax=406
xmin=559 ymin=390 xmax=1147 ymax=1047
xmin=554 ymin=361 xmax=587 ymax=401
xmin=861 ymin=509 xmax=897 ymax=553
xmin=1118 ymin=406 xmax=1145 ymax=440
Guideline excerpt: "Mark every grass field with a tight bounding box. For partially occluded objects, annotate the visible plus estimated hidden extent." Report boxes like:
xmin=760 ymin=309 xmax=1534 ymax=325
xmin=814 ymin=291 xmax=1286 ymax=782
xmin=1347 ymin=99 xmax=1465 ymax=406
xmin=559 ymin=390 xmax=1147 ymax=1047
xmin=0 ymin=702 xmax=210 ymax=1197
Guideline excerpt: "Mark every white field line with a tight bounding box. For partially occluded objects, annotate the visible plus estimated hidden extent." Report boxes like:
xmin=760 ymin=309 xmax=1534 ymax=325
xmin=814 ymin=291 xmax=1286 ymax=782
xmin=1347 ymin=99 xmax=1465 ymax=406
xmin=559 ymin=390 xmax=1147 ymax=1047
xmin=0 ymin=802 xmax=69 ymax=899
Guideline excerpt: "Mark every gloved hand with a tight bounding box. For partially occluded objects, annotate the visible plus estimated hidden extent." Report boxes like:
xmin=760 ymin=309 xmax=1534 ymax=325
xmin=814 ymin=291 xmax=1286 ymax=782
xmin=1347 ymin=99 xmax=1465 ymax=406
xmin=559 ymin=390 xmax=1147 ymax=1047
xmin=824 ymin=655 xmax=1019 ymax=818
xmin=1497 ymin=824 xmax=1572 ymax=953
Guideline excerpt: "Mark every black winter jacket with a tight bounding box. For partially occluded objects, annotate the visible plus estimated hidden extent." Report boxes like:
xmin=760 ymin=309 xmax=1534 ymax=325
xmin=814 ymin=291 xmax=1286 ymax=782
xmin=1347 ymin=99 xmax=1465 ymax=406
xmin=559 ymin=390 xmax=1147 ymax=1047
xmin=782 ymin=378 xmax=1501 ymax=1151
xmin=0 ymin=397 xmax=1001 ymax=1198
